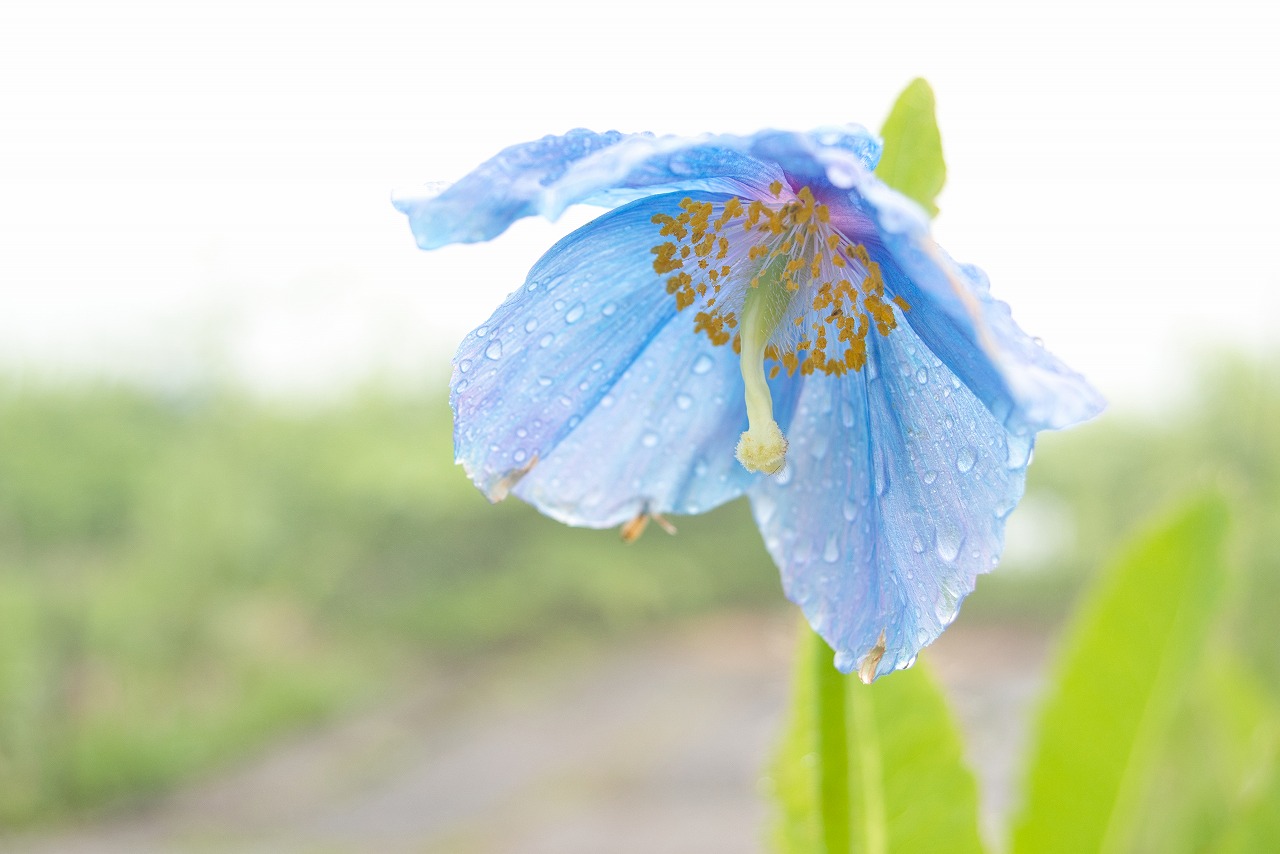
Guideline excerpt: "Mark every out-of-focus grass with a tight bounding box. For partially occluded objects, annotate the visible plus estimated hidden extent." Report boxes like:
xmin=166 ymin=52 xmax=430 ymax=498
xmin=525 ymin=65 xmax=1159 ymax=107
xmin=0 ymin=354 xmax=1278 ymax=827
xmin=0 ymin=382 xmax=783 ymax=826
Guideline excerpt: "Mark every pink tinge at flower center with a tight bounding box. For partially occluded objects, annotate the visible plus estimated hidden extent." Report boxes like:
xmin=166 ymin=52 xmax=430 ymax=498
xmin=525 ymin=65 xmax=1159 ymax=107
xmin=649 ymin=181 xmax=911 ymax=475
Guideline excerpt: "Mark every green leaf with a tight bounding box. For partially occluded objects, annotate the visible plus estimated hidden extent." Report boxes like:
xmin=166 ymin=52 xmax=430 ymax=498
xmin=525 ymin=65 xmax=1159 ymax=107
xmin=769 ymin=622 xmax=985 ymax=853
xmin=876 ymin=78 xmax=947 ymax=218
xmin=1010 ymin=496 xmax=1231 ymax=854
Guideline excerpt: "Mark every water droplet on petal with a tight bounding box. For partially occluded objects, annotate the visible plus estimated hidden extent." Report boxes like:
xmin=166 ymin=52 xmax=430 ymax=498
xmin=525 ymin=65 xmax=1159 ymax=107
xmin=600 ymin=394 xmax=615 ymax=407
xmin=641 ymin=432 xmax=659 ymax=448
xmin=755 ymin=493 xmax=776 ymax=524
xmin=840 ymin=401 xmax=855 ymax=427
xmin=922 ymin=470 xmax=938 ymax=484
xmin=590 ymin=360 xmax=604 ymax=372
xmin=537 ymin=376 xmax=552 ymax=386
xmin=823 ymin=534 xmax=840 ymax=563
xmin=539 ymin=333 xmax=555 ymax=348
xmin=912 ymin=536 xmax=925 ymax=554
xmin=553 ymin=299 xmax=565 ymax=311
xmin=475 ymin=325 xmax=489 ymax=338
xmin=512 ymin=449 xmax=527 ymax=463
xmin=692 ymin=354 xmax=714 ymax=375
xmin=602 ymin=302 xmax=618 ymax=316
xmin=675 ymin=394 xmax=692 ymax=410
xmin=524 ymin=318 xmax=538 ymax=333
xmin=915 ymin=367 xmax=928 ymax=384
xmin=956 ymin=447 xmax=976 ymax=473
xmin=455 ymin=379 xmax=469 ymax=392
xmin=458 ymin=359 xmax=472 ymax=373
xmin=842 ymin=500 xmax=857 ymax=522
xmin=515 ymin=427 xmax=527 ymax=438
xmin=484 ymin=340 xmax=503 ymax=360
xmin=935 ymin=522 xmax=964 ymax=563
xmin=565 ymin=302 xmax=585 ymax=324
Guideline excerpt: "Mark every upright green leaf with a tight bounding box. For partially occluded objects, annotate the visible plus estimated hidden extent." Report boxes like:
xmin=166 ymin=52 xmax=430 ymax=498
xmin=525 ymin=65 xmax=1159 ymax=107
xmin=1011 ymin=497 xmax=1230 ymax=854
xmin=769 ymin=623 xmax=985 ymax=853
xmin=876 ymin=78 xmax=947 ymax=217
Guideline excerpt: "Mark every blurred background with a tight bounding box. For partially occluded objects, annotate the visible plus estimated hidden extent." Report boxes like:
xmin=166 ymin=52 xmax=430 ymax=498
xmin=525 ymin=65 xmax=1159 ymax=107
xmin=1 ymin=0 xmax=1278 ymax=851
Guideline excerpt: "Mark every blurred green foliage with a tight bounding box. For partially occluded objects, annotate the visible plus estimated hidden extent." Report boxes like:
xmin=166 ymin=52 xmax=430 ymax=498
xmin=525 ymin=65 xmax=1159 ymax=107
xmin=0 ymin=354 xmax=1278 ymax=829
xmin=770 ymin=629 xmax=983 ymax=854
xmin=0 ymin=381 xmax=782 ymax=826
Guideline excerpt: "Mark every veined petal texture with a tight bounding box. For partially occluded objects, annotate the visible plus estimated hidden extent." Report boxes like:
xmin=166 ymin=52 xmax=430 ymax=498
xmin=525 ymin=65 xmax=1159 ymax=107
xmin=452 ymin=194 xmax=772 ymax=526
xmin=830 ymin=169 xmax=1106 ymax=436
xmin=750 ymin=317 xmax=1031 ymax=679
xmin=394 ymin=127 xmax=885 ymax=250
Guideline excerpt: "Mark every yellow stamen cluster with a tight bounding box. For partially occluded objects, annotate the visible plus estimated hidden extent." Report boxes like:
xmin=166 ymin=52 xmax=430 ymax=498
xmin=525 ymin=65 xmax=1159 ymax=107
xmin=649 ymin=181 xmax=910 ymax=377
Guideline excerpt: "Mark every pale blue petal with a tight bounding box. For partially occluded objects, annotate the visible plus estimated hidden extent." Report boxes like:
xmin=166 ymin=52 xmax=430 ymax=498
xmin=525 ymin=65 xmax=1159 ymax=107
xmin=452 ymin=193 xmax=776 ymax=527
xmin=825 ymin=166 xmax=1105 ymax=435
xmin=394 ymin=129 xmax=630 ymax=249
xmin=748 ymin=318 xmax=1030 ymax=680
xmin=394 ymin=126 xmax=884 ymax=250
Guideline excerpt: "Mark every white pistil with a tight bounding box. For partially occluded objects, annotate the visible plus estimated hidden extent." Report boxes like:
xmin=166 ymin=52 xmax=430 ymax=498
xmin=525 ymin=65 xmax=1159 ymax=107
xmin=735 ymin=258 xmax=791 ymax=475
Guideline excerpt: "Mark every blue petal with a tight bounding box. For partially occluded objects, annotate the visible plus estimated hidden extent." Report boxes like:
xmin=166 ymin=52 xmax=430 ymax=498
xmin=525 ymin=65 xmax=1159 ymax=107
xmin=827 ymin=168 xmax=1105 ymax=435
xmin=394 ymin=129 xmax=630 ymax=249
xmin=749 ymin=318 xmax=1031 ymax=680
xmin=451 ymin=193 xmax=768 ymax=527
xmin=394 ymin=126 xmax=884 ymax=250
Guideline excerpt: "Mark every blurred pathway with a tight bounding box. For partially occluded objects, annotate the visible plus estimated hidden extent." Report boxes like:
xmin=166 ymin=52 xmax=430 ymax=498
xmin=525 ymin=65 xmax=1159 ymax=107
xmin=8 ymin=612 xmax=1052 ymax=853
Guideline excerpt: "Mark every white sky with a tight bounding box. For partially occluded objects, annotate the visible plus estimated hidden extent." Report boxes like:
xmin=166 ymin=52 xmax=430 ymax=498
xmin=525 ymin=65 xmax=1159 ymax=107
xmin=2 ymin=0 xmax=1277 ymax=410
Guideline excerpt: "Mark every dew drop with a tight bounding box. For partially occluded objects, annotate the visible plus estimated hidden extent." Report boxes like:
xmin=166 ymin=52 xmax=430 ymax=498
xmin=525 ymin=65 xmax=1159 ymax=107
xmin=538 ymin=333 xmax=555 ymax=348
xmin=553 ymin=299 xmax=566 ymax=311
xmin=537 ymin=376 xmax=552 ymax=387
xmin=524 ymin=318 xmax=538 ymax=333
xmin=922 ymin=470 xmax=938 ymax=485
xmin=565 ymin=302 xmax=585 ymax=324
xmin=475 ymin=325 xmax=489 ymax=338
xmin=455 ymin=379 xmax=469 ymax=392
xmin=578 ymin=381 xmax=589 ymax=392
xmin=840 ymin=401 xmax=855 ymax=427
xmin=823 ymin=534 xmax=840 ymax=563
xmin=601 ymin=301 xmax=618 ymax=317
xmin=512 ymin=449 xmax=527 ymax=463
xmin=912 ymin=536 xmax=925 ymax=554
xmin=915 ymin=367 xmax=928 ymax=384
xmin=515 ymin=427 xmax=527 ymax=438
xmin=600 ymin=393 xmax=615 ymax=407
xmin=956 ymin=447 xmax=976 ymax=473
xmin=527 ymin=280 xmax=540 ymax=291
xmin=484 ymin=340 xmax=503 ymax=360
xmin=568 ymin=415 xmax=582 ymax=429
xmin=693 ymin=459 xmax=708 ymax=477
xmin=755 ymin=493 xmax=777 ymax=524
xmin=675 ymin=393 xmax=693 ymax=410
xmin=935 ymin=522 xmax=964 ymax=563
xmin=458 ymin=359 xmax=472 ymax=374
xmin=841 ymin=500 xmax=857 ymax=522
xmin=641 ymin=432 xmax=659 ymax=448
xmin=692 ymin=354 xmax=714 ymax=374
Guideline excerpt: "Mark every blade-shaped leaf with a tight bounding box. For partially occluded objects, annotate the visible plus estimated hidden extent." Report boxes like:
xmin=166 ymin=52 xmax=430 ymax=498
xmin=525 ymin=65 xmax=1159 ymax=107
xmin=876 ymin=78 xmax=946 ymax=217
xmin=769 ymin=622 xmax=985 ymax=853
xmin=1011 ymin=496 xmax=1230 ymax=854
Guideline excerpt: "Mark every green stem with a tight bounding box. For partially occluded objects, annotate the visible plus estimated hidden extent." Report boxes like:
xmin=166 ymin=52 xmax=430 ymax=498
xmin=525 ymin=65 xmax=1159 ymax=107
xmin=814 ymin=630 xmax=851 ymax=854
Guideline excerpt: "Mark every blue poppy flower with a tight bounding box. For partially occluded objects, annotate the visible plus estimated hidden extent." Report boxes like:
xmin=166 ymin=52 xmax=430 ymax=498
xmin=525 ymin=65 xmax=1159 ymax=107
xmin=394 ymin=126 xmax=1103 ymax=681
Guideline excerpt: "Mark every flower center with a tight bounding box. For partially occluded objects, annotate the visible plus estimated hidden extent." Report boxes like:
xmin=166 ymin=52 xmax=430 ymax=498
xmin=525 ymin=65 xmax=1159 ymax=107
xmin=650 ymin=182 xmax=911 ymax=473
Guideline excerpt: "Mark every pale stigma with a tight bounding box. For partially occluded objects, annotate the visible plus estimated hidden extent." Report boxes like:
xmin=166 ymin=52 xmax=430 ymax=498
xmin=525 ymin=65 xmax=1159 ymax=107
xmin=735 ymin=257 xmax=792 ymax=475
